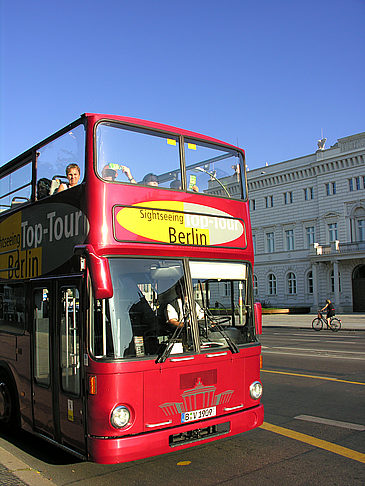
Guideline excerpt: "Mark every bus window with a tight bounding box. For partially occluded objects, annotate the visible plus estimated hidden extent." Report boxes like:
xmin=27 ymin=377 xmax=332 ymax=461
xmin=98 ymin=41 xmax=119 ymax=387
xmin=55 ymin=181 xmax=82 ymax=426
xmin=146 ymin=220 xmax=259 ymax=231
xmin=185 ymin=140 xmax=245 ymax=199
xmin=96 ymin=123 xmax=181 ymax=189
xmin=0 ymin=161 xmax=32 ymax=211
xmin=36 ymin=125 xmax=85 ymax=198
xmin=60 ymin=287 xmax=80 ymax=395
xmin=190 ymin=261 xmax=257 ymax=348
xmin=33 ymin=288 xmax=50 ymax=386
xmin=90 ymin=258 xmax=194 ymax=359
xmin=0 ymin=283 xmax=26 ymax=334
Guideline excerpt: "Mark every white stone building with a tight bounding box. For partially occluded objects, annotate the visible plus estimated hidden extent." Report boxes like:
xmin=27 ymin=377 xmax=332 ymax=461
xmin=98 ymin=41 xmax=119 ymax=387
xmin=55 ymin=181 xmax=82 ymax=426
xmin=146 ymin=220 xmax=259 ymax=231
xmin=247 ymin=132 xmax=365 ymax=312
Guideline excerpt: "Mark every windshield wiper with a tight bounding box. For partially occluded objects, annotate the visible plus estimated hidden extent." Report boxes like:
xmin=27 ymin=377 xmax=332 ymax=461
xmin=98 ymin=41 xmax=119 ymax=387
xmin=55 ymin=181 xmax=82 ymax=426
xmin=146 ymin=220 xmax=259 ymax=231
xmin=155 ymin=308 xmax=191 ymax=363
xmin=202 ymin=307 xmax=239 ymax=354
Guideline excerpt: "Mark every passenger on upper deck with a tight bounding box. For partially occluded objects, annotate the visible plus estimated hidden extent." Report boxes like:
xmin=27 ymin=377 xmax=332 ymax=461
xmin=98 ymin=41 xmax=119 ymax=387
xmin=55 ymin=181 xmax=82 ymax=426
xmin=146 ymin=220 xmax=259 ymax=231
xmin=100 ymin=164 xmax=159 ymax=187
xmin=142 ymin=173 xmax=159 ymax=187
xmin=57 ymin=163 xmax=81 ymax=192
xmin=102 ymin=164 xmax=136 ymax=183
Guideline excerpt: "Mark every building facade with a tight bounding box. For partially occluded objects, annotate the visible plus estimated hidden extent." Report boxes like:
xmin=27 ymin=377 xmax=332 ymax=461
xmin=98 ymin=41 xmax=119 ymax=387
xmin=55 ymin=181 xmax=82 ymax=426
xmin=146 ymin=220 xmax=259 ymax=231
xmin=247 ymin=132 xmax=365 ymax=312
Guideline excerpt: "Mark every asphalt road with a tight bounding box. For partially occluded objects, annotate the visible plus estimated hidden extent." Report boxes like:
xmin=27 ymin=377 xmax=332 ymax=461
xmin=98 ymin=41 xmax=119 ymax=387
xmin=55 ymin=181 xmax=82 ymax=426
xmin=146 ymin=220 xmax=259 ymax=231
xmin=0 ymin=328 xmax=364 ymax=485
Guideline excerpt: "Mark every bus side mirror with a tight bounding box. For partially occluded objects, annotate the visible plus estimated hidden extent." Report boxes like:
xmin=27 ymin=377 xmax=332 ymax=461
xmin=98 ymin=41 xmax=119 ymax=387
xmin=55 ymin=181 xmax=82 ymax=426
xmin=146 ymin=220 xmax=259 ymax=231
xmin=74 ymin=245 xmax=113 ymax=300
xmin=254 ymin=302 xmax=262 ymax=335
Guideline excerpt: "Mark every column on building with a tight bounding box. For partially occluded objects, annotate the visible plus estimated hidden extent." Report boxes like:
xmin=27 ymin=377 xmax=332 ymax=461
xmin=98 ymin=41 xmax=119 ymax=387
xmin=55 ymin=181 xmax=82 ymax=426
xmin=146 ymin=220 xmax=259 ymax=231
xmin=311 ymin=262 xmax=319 ymax=311
xmin=333 ymin=260 xmax=340 ymax=311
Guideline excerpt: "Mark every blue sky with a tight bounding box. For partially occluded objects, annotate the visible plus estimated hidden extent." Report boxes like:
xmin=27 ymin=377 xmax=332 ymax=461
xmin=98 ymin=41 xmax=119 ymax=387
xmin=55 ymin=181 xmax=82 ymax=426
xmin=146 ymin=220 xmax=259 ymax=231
xmin=0 ymin=0 xmax=364 ymax=169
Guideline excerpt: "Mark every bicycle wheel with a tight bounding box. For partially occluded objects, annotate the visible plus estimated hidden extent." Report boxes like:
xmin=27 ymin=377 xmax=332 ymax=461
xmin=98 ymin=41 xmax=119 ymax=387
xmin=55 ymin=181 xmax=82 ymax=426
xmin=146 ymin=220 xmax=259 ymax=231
xmin=330 ymin=318 xmax=341 ymax=332
xmin=312 ymin=318 xmax=323 ymax=331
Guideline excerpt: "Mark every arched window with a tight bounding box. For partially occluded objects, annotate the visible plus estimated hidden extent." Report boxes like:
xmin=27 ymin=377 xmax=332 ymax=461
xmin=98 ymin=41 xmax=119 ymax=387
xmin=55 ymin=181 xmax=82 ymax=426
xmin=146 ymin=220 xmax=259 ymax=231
xmin=287 ymin=272 xmax=297 ymax=294
xmin=307 ymin=271 xmax=313 ymax=294
xmin=350 ymin=207 xmax=365 ymax=242
xmin=357 ymin=219 xmax=365 ymax=242
xmin=268 ymin=273 xmax=277 ymax=295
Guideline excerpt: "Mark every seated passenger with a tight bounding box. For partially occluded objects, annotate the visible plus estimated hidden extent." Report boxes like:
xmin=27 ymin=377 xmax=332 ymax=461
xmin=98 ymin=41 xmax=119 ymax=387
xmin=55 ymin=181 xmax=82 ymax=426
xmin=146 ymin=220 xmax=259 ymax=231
xmin=170 ymin=179 xmax=182 ymax=190
xmin=102 ymin=165 xmax=118 ymax=181
xmin=142 ymin=173 xmax=159 ymax=187
xmin=102 ymin=164 xmax=136 ymax=183
xmin=57 ymin=163 xmax=81 ymax=192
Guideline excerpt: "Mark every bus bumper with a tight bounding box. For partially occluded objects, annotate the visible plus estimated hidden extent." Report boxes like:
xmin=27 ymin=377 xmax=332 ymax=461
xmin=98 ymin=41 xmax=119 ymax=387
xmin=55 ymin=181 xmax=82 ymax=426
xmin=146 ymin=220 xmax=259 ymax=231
xmin=87 ymin=403 xmax=264 ymax=464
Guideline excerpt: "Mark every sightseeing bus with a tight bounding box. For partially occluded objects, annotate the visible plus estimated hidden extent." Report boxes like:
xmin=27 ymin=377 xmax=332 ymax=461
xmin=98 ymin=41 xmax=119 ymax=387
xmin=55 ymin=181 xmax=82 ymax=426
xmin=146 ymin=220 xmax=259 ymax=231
xmin=0 ymin=113 xmax=263 ymax=464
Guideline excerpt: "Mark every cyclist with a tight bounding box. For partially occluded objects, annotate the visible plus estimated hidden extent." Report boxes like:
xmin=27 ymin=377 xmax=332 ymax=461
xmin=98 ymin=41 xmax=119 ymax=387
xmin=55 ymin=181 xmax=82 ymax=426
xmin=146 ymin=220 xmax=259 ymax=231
xmin=320 ymin=299 xmax=335 ymax=328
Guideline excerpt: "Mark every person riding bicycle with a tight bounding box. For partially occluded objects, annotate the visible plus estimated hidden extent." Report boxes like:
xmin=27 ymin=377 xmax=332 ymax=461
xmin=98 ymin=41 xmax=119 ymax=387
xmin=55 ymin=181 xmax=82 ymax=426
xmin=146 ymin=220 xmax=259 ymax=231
xmin=320 ymin=299 xmax=335 ymax=327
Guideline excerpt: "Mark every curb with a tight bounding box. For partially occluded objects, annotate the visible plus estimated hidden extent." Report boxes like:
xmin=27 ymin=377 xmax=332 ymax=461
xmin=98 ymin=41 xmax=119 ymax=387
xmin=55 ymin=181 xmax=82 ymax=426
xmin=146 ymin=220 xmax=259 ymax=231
xmin=0 ymin=445 xmax=56 ymax=486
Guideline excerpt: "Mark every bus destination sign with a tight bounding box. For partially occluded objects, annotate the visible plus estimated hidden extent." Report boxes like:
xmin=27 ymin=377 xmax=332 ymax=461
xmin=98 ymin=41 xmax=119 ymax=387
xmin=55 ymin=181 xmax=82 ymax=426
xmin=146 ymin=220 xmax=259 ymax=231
xmin=114 ymin=201 xmax=246 ymax=248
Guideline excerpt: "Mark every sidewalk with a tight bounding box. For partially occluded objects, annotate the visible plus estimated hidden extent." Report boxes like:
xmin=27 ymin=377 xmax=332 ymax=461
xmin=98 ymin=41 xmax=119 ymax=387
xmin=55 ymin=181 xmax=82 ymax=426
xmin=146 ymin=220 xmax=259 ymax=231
xmin=0 ymin=444 xmax=56 ymax=486
xmin=262 ymin=313 xmax=365 ymax=331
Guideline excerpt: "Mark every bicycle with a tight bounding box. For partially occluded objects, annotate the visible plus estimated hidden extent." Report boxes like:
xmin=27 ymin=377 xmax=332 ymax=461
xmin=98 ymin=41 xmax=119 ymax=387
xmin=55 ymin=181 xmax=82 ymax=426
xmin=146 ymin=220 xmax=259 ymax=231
xmin=312 ymin=311 xmax=341 ymax=332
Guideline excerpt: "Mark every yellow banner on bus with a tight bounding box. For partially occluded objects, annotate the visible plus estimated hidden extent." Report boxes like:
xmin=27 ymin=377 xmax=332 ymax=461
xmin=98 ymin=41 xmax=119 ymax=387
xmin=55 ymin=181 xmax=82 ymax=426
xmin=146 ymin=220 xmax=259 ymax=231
xmin=114 ymin=201 xmax=245 ymax=247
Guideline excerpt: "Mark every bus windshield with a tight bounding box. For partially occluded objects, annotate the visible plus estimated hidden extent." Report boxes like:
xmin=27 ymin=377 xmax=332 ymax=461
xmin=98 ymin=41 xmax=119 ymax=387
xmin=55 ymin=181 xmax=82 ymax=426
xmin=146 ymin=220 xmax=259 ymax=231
xmin=90 ymin=258 xmax=256 ymax=360
xmin=96 ymin=122 xmax=245 ymax=198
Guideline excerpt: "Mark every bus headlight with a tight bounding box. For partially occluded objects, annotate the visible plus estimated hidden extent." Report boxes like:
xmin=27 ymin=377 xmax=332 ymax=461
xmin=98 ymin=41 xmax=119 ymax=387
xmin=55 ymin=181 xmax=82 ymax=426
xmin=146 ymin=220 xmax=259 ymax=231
xmin=110 ymin=405 xmax=131 ymax=429
xmin=249 ymin=381 xmax=263 ymax=400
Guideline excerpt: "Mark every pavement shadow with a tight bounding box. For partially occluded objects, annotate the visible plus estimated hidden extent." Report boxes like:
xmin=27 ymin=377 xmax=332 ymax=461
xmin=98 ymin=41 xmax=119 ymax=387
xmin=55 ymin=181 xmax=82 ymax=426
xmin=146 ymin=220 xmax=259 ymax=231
xmin=0 ymin=427 xmax=82 ymax=465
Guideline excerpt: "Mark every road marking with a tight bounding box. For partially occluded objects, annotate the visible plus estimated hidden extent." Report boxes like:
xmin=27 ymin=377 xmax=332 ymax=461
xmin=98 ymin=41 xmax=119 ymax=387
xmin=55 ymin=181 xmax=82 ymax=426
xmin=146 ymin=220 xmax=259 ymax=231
xmin=261 ymin=349 xmax=365 ymax=361
xmin=294 ymin=415 xmax=365 ymax=431
xmin=263 ymin=346 xmax=360 ymax=353
xmin=261 ymin=369 xmax=365 ymax=385
xmin=260 ymin=422 xmax=365 ymax=464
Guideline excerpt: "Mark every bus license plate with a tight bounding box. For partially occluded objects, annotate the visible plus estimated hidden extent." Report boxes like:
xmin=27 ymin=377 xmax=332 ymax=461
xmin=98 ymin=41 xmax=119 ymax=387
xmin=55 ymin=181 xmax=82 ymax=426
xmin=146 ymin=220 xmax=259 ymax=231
xmin=181 ymin=406 xmax=216 ymax=423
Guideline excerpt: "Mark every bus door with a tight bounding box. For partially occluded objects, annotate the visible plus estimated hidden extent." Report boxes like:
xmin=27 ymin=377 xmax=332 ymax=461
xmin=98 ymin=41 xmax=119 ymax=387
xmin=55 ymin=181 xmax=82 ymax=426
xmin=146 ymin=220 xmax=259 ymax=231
xmin=32 ymin=279 xmax=86 ymax=454
xmin=32 ymin=282 xmax=55 ymax=438
xmin=57 ymin=279 xmax=85 ymax=454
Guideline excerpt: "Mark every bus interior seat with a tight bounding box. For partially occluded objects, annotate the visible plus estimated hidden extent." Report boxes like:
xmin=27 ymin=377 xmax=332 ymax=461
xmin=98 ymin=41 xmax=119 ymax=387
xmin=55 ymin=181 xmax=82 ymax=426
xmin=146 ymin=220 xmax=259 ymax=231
xmin=11 ymin=197 xmax=29 ymax=208
xmin=49 ymin=175 xmax=68 ymax=195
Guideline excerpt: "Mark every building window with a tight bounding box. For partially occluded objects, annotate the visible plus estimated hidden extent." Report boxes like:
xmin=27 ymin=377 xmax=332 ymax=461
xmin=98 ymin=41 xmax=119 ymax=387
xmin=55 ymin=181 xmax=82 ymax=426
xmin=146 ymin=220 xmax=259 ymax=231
xmin=326 ymin=182 xmax=336 ymax=196
xmin=349 ymin=177 xmax=364 ymax=191
xmin=284 ymin=191 xmax=293 ymax=204
xmin=268 ymin=273 xmax=277 ymax=295
xmin=265 ymin=195 xmax=273 ymax=208
xmin=251 ymin=199 xmax=256 ymax=211
xmin=358 ymin=220 xmax=365 ymax=242
xmin=287 ymin=272 xmax=297 ymax=294
xmin=252 ymin=235 xmax=256 ymax=254
xmin=328 ymin=223 xmax=338 ymax=242
xmin=330 ymin=270 xmax=341 ymax=293
xmin=285 ymin=229 xmax=294 ymax=250
xmin=306 ymin=226 xmax=315 ymax=247
xmin=304 ymin=187 xmax=314 ymax=200
xmin=307 ymin=271 xmax=313 ymax=294
xmin=222 ymin=282 xmax=230 ymax=297
xmin=253 ymin=275 xmax=258 ymax=296
xmin=266 ymin=232 xmax=275 ymax=253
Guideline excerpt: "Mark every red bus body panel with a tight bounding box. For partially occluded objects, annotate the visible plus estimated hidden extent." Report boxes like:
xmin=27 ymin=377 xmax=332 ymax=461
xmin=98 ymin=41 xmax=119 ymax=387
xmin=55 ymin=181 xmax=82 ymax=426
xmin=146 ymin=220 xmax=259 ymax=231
xmin=86 ymin=347 xmax=262 ymax=464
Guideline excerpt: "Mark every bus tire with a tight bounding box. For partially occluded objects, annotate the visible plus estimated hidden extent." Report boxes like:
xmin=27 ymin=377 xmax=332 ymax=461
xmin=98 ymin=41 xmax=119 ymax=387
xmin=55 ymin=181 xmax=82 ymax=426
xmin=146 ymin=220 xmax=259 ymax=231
xmin=0 ymin=370 xmax=20 ymax=431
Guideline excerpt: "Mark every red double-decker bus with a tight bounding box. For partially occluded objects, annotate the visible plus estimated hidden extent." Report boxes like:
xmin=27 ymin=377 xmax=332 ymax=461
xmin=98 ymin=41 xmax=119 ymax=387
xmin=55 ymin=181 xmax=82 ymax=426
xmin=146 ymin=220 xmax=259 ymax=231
xmin=0 ymin=113 xmax=263 ymax=464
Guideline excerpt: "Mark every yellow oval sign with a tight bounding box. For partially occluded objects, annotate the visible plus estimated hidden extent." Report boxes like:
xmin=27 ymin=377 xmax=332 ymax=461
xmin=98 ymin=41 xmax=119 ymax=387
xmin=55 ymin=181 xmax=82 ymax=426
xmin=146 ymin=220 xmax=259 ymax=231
xmin=115 ymin=201 xmax=245 ymax=247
